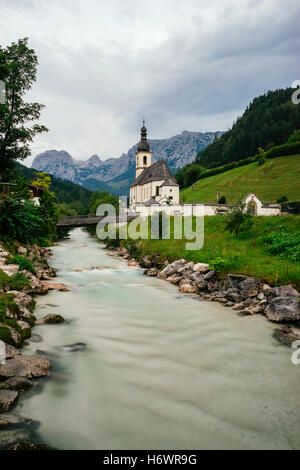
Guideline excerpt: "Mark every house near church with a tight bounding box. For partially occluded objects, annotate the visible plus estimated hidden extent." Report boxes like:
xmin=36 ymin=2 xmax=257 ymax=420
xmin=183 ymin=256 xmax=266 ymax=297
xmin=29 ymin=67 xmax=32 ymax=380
xmin=130 ymin=122 xmax=179 ymax=208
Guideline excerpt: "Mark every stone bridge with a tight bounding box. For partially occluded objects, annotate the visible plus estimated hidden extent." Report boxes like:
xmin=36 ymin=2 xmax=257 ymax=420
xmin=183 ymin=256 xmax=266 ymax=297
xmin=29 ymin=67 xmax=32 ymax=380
xmin=57 ymin=214 xmax=137 ymax=228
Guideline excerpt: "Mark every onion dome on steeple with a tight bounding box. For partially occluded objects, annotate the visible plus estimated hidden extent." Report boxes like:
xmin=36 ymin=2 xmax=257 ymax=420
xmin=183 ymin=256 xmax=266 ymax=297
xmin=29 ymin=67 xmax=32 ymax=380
xmin=137 ymin=120 xmax=150 ymax=151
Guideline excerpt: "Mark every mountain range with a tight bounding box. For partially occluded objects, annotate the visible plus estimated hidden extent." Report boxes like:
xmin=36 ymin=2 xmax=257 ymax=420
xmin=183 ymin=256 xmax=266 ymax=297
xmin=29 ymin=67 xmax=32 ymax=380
xmin=31 ymin=130 xmax=221 ymax=195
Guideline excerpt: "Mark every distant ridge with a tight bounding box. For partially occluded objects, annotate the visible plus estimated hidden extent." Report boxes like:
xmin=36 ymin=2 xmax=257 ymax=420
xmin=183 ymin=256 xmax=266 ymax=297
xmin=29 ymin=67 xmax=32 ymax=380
xmin=31 ymin=130 xmax=221 ymax=195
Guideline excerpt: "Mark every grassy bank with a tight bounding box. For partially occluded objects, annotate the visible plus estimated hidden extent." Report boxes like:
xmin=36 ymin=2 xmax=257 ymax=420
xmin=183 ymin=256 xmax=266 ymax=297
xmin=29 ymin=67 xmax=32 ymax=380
xmin=180 ymin=154 xmax=300 ymax=204
xmin=100 ymin=215 xmax=300 ymax=289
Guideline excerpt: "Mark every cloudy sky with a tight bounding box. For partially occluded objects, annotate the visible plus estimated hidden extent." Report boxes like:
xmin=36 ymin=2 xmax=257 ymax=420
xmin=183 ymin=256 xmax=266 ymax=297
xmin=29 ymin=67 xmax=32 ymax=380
xmin=0 ymin=0 xmax=299 ymax=165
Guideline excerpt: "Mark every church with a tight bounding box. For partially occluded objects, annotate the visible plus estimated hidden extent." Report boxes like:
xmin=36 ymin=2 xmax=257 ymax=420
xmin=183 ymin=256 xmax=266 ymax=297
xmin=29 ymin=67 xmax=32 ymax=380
xmin=130 ymin=122 xmax=179 ymax=208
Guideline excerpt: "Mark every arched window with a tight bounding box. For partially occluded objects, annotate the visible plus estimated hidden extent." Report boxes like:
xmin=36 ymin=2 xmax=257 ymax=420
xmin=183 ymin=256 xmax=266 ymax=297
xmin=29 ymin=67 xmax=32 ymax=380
xmin=143 ymin=156 xmax=147 ymax=165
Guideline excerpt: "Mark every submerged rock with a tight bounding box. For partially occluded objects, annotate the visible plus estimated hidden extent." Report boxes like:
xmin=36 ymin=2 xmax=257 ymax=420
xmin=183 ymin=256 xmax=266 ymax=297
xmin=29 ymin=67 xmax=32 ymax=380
xmin=58 ymin=343 xmax=87 ymax=352
xmin=273 ymin=326 xmax=300 ymax=346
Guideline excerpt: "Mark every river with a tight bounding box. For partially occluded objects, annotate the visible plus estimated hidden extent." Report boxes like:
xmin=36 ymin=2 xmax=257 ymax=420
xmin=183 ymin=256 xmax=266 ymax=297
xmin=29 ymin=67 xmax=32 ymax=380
xmin=17 ymin=228 xmax=300 ymax=449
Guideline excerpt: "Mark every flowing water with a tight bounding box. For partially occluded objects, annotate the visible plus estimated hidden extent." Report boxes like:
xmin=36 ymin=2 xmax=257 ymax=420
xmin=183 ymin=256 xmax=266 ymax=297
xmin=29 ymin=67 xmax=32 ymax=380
xmin=17 ymin=228 xmax=300 ymax=449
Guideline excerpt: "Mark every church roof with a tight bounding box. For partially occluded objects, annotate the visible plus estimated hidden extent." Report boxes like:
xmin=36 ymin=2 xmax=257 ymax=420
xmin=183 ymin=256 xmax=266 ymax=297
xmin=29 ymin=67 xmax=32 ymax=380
xmin=130 ymin=160 xmax=179 ymax=188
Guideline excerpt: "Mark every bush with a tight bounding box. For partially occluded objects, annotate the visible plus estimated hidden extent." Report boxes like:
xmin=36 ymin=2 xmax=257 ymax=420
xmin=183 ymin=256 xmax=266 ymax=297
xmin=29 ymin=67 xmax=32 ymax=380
xmin=0 ymin=198 xmax=46 ymax=244
xmin=262 ymin=227 xmax=300 ymax=261
xmin=6 ymin=255 xmax=36 ymax=274
xmin=209 ymin=257 xmax=231 ymax=272
xmin=276 ymin=196 xmax=288 ymax=203
xmin=218 ymin=196 xmax=226 ymax=204
xmin=265 ymin=141 xmax=300 ymax=159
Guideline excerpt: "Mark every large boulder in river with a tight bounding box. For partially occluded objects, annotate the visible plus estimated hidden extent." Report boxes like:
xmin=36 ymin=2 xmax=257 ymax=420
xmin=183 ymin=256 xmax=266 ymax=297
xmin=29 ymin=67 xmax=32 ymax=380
xmin=0 ymin=390 xmax=19 ymax=412
xmin=265 ymin=285 xmax=300 ymax=322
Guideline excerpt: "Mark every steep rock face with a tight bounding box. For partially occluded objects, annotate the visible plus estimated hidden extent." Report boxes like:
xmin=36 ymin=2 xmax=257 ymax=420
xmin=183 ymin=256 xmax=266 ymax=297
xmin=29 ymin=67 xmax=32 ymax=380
xmin=31 ymin=131 xmax=221 ymax=194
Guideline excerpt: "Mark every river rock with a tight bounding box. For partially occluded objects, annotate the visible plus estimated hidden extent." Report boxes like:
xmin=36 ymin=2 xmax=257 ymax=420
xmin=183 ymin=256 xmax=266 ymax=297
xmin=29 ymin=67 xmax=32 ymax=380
xmin=193 ymin=263 xmax=210 ymax=273
xmin=0 ymin=430 xmax=31 ymax=449
xmin=157 ymin=271 xmax=167 ymax=280
xmin=139 ymin=256 xmax=152 ymax=268
xmin=0 ymin=390 xmax=19 ymax=411
xmin=179 ymin=281 xmax=199 ymax=294
xmin=273 ymin=326 xmax=300 ymax=346
xmin=223 ymin=274 xmax=262 ymax=299
xmin=16 ymin=321 xmax=31 ymax=339
xmin=29 ymin=334 xmax=43 ymax=343
xmin=0 ymin=354 xmax=51 ymax=379
xmin=204 ymin=270 xmax=216 ymax=281
xmin=166 ymin=274 xmax=182 ymax=285
xmin=0 ymin=376 xmax=33 ymax=391
xmin=47 ymin=283 xmax=70 ymax=292
xmin=3 ymin=344 xmax=20 ymax=361
xmin=162 ymin=259 xmax=186 ymax=277
xmin=194 ymin=278 xmax=208 ymax=291
xmin=145 ymin=267 xmax=159 ymax=277
xmin=4 ymin=441 xmax=53 ymax=450
xmin=6 ymin=291 xmax=33 ymax=310
xmin=19 ymin=270 xmax=48 ymax=294
xmin=17 ymin=247 xmax=27 ymax=256
xmin=43 ymin=314 xmax=65 ymax=324
xmin=265 ymin=296 xmax=300 ymax=323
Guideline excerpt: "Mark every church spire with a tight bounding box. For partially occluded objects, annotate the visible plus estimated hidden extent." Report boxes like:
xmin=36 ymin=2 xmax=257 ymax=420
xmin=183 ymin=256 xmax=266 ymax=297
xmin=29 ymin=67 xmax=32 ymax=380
xmin=138 ymin=119 xmax=150 ymax=151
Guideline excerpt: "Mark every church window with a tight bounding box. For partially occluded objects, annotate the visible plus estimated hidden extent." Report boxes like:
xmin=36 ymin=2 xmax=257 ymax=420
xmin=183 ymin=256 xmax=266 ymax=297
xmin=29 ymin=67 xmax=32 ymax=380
xmin=143 ymin=156 xmax=147 ymax=165
xmin=156 ymin=186 xmax=159 ymax=196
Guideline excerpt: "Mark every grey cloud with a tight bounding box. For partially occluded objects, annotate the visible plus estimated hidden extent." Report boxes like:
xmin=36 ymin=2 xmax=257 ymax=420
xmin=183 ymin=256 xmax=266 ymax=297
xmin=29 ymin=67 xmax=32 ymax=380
xmin=0 ymin=0 xmax=299 ymax=164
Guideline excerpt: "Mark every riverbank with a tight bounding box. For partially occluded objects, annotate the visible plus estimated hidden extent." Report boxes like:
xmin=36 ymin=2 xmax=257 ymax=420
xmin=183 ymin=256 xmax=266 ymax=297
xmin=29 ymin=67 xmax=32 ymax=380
xmin=96 ymin=215 xmax=300 ymax=289
xmin=104 ymin=241 xmax=300 ymax=342
xmin=0 ymin=241 xmax=65 ymax=449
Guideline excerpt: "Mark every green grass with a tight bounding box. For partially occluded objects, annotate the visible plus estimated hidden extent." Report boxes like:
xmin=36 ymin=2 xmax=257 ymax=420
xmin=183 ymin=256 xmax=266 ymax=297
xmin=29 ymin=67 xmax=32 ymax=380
xmin=6 ymin=255 xmax=36 ymax=274
xmin=180 ymin=154 xmax=300 ymax=204
xmin=116 ymin=215 xmax=300 ymax=289
xmin=0 ymin=269 xmax=31 ymax=292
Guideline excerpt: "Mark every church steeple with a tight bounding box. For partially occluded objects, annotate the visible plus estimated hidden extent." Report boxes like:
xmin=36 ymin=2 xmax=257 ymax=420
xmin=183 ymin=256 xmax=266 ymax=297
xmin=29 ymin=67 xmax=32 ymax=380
xmin=135 ymin=120 xmax=152 ymax=178
xmin=138 ymin=120 xmax=150 ymax=151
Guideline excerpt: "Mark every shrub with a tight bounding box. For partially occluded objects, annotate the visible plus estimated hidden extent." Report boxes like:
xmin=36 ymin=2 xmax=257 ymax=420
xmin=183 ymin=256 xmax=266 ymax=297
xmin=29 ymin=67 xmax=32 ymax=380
xmin=276 ymin=196 xmax=288 ymax=203
xmin=9 ymin=273 xmax=31 ymax=291
xmin=265 ymin=142 xmax=300 ymax=159
xmin=6 ymin=255 xmax=36 ymax=274
xmin=262 ymin=228 xmax=300 ymax=261
xmin=209 ymin=257 xmax=231 ymax=272
xmin=0 ymin=198 xmax=46 ymax=244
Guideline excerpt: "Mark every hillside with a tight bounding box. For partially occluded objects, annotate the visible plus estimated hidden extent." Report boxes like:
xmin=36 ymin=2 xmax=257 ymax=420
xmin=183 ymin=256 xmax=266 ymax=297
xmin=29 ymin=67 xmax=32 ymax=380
xmin=196 ymin=88 xmax=300 ymax=169
xmin=13 ymin=164 xmax=93 ymax=213
xmin=180 ymin=154 xmax=300 ymax=204
xmin=31 ymin=131 xmax=221 ymax=195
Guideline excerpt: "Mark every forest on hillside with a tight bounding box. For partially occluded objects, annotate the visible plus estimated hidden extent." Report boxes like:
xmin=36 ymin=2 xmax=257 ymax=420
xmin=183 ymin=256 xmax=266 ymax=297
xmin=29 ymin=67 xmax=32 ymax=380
xmin=196 ymin=88 xmax=300 ymax=168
